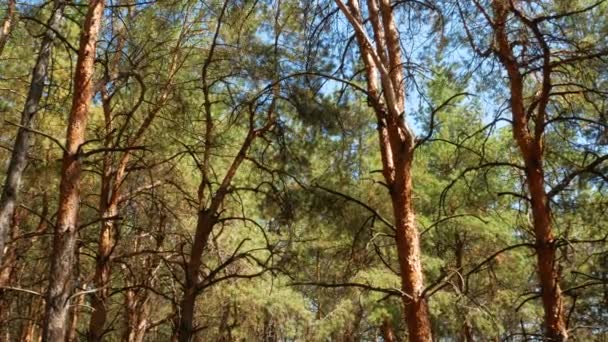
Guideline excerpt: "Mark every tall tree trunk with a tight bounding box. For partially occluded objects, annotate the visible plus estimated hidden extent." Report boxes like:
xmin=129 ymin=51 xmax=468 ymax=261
xmin=42 ymin=1 xmax=105 ymax=340
xmin=0 ymin=0 xmax=64 ymax=265
xmin=334 ymin=0 xmax=432 ymax=340
xmin=492 ymin=1 xmax=567 ymax=340
xmin=0 ymin=0 xmax=15 ymax=56
xmin=173 ymin=2 xmax=274 ymax=336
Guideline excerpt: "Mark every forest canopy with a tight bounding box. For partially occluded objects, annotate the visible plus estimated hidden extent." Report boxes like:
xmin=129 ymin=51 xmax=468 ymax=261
xmin=0 ymin=0 xmax=607 ymax=341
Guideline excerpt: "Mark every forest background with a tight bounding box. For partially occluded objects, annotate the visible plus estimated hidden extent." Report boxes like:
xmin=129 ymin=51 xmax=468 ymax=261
xmin=0 ymin=0 xmax=606 ymax=341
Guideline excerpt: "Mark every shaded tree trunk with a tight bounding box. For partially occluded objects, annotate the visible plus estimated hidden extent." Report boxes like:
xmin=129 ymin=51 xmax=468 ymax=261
xmin=174 ymin=2 xmax=275 ymax=337
xmin=0 ymin=0 xmax=64 ymax=265
xmin=492 ymin=1 xmax=567 ymax=340
xmin=176 ymin=210 xmax=216 ymax=341
xmin=42 ymin=1 xmax=106 ymax=340
xmin=0 ymin=209 xmax=21 ymax=339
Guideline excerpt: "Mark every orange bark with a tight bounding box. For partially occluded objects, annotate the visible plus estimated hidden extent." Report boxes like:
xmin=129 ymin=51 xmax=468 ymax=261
xmin=492 ymin=1 xmax=567 ymax=339
xmin=43 ymin=1 xmax=106 ymax=340
xmin=334 ymin=1 xmax=432 ymax=340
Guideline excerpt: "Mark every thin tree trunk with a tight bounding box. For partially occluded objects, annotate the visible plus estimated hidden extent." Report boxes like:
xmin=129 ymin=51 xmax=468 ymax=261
xmin=0 ymin=209 xmax=21 ymax=338
xmin=87 ymin=36 xmax=126 ymax=342
xmin=87 ymin=198 xmax=118 ymax=341
xmin=123 ymin=288 xmax=150 ymax=342
xmin=67 ymin=292 xmax=84 ymax=341
xmin=42 ymin=1 xmax=105 ymax=340
xmin=381 ymin=318 xmax=396 ymax=342
xmin=87 ymin=13 xmax=181 ymax=333
xmin=0 ymin=209 xmax=21 ymax=287
xmin=20 ymin=317 xmax=37 ymax=342
xmin=0 ymin=0 xmax=15 ymax=56
xmin=0 ymin=0 xmax=64 ymax=265
xmin=0 ymin=194 xmax=47 ymax=289
xmin=454 ymin=233 xmax=473 ymax=342
xmin=176 ymin=131 xmax=265 ymax=341
xmin=20 ymin=296 xmax=42 ymax=342
xmin=492 ymin=1 xmax=567 ymax=339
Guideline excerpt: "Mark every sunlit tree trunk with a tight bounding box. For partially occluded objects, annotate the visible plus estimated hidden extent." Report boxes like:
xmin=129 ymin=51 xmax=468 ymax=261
xmin=43 ymin=1 xmax=106 ymax=340
xmin=334 ymin=1 xmax=432 ymax=340
xmin=492 ymin=1 xmax=567 ymax=339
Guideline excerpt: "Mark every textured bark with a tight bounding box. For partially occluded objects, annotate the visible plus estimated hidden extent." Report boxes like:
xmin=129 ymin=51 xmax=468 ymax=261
xmin=0 ymin=0 xmax=64 ymax=265
xmin=42 ymin=1 xmax=106 ymax=340
xmin=334 ymin=1 xmax=431 ymax=340
xmin=390 ymin=169 xmax=431 ymax=341
xmin=0 ymin=0 xmax=15 ymax=56
xmin=492 ymin=1 xmax=567 ymax=340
